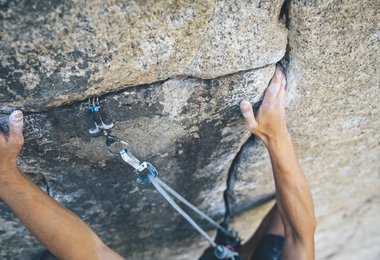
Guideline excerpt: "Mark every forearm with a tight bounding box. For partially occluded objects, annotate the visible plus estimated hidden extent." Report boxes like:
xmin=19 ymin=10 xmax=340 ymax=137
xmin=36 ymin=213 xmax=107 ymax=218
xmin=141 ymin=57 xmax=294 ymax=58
xmin=0 ymin=166 xmax=107 ymax=260
xmin=265 ymin=133 xmax=316 ymax=240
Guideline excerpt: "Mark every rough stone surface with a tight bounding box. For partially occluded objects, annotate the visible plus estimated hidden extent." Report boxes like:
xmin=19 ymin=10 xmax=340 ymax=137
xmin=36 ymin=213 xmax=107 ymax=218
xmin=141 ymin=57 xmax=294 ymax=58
xmin=217 ymin=134 xmax=276 ymax=222
xmin=286 ymin=1 xmax=380 ymax=259
xmin=231 ymin=1 xmax=380 ymax=260
xmin=0 ymin=65 xmax=275 ymax=259
xmin=1 ymin=0 xmax=380 ymax=259
xmin=0 ymin=0 xmax=286 ymax=112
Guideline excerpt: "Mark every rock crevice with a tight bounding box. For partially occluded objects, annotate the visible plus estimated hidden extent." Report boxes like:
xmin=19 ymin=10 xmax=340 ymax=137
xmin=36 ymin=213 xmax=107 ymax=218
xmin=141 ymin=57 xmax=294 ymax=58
xmin=1 ymin=0 xmax=379 ymax=259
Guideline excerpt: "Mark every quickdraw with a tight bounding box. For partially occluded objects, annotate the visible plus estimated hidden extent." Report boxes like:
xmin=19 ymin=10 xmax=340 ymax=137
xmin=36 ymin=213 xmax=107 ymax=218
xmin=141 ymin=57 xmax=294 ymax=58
xmin=83 ymin=97 xmax=241 ymax=259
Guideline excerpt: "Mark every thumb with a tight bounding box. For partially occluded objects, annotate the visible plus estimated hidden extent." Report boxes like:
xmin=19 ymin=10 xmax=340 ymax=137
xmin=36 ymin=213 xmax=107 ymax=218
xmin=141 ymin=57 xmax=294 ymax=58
xmin=240 ymin=100 xmax=257 ymax=132
xmin=8 ymin=110 xmax=24 ymax=143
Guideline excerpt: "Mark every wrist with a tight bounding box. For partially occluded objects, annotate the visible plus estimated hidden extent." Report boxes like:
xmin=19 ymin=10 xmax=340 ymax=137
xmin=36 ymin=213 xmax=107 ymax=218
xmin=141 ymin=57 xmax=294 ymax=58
xmin=0 ymin=163 xmax=21 ymax=185
xmin=0 ymin=169 xmax=24 ymax=200
xmin=262 ymin=130 xmax=291 ymax=149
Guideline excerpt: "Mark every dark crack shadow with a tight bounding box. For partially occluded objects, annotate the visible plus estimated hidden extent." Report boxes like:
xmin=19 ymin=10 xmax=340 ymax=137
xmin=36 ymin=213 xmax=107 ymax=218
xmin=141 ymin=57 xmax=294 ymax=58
xmin=222 ymin=132 xmax=276 ymax=225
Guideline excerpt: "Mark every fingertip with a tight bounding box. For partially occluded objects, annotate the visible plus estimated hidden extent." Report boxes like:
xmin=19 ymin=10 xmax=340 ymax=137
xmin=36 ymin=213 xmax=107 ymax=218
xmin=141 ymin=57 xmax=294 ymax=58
xmin=240 ymin=100 xmax=252 ymax=111
xmin=265 ymin=65 xmax=286 ymax=99
xmin=10 ymin=110 xmax=23 ymax=121
xmin=274 ymin=68 xmax=283 ymax=82
xmin=277 ymin=64 xmax=287 ymax=90
xmin=239 ymin=100 xmax=256 ymax=132
xmin=9 ymin=110 xmax=24 ymax=134
xmin=240 ymin=101 xmax=254 ymax=119
xmin=277 ymin=63 xmax=285 ymax=74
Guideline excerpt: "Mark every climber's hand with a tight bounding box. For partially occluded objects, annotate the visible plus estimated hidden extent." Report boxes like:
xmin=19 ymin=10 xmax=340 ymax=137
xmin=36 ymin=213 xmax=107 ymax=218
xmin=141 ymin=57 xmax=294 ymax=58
xmin=0 ymin=110 xmax=24 ymax=172
xmin=240 ymin=64 xmax=288 ymax=145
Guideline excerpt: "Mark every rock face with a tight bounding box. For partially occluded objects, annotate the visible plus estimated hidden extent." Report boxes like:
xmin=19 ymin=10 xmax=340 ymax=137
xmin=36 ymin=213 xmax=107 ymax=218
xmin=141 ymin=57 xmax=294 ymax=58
xmin=1 ymin=0 xmax=379 ymax=260
xmin=230 ymin=1 xmax=380 ymax=260
xmin=0 ymin=65 xmax=276 ymax=259
xmin=0 ymin=0 xmax=286 ymax=111
xmin=286 ymin=1 xmax=380 ymax=259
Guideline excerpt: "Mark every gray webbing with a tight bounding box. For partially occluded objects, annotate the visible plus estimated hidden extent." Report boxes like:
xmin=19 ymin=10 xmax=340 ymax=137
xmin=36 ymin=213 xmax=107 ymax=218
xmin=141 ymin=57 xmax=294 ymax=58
xmin=149 ymin=175 xmax=239 ymax=259
xmin=106 ymin=134 xmax=239 ymax=259
xmin=154 ymin=177 xmax=234 ymax=237
xmin=120 ymin=150 xmax=145 ymax=171
xmin=148 ymin=175 xmax=217 ymax=248
xmin=87 ymin=101 xmax=239 ymax=258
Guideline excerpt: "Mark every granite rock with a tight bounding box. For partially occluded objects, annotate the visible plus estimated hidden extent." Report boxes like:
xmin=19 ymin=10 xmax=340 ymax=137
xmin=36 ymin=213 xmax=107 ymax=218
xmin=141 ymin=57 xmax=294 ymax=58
xmin=230 ymin=1 xmax=380 ymax=260
xmin=0 ymin=65 xmax=275 ymax=259
xmin=1 ymin=0 xmax=379 ymax=259
xmin=286 ymin=1 xmax=380 ymax=259
xmin=0 ymin=0 xmax=286 ymax=112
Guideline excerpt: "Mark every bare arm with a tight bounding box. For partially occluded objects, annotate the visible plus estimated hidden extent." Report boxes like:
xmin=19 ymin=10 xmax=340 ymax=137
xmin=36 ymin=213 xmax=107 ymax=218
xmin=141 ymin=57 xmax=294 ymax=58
xmin=240 ymin=65 xmax=317 ymax=259
xmin=266 ymin=132 xmax=316 ymax=259
xmin=0 ymin=111 xmax=124 ymax=260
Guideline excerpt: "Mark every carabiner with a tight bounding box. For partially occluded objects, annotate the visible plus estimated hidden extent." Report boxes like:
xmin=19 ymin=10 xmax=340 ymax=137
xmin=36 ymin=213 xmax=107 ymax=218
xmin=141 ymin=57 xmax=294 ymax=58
xmin=214 ymin=244 xmax=239 ymax=259
xmin=135 ymin=162 xmax=159 ymax=184
xmin=105 ymin=134 xmax=130 ymax=156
